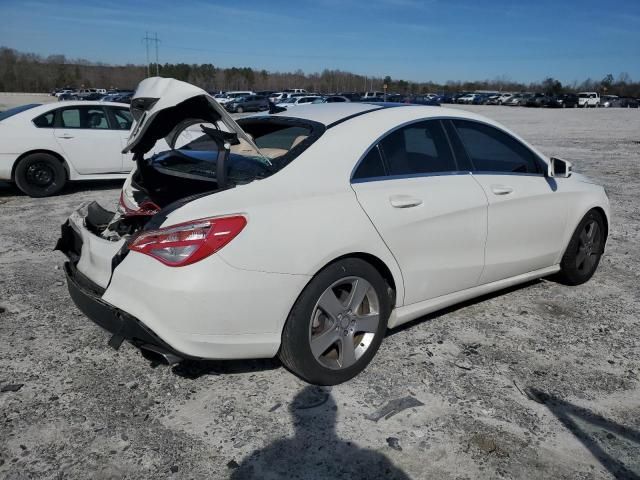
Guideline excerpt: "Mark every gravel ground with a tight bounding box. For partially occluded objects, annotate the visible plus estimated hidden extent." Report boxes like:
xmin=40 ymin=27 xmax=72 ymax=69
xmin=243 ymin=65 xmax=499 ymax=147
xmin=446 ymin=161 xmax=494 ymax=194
xmin=1 ymin=105 xmax=639 ymax=480
xmin=0 ymin=93 xmax=57 ymax=111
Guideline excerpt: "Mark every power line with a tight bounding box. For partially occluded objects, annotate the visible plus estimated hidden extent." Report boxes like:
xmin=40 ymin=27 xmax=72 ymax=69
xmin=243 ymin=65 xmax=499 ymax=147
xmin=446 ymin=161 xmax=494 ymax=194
xmin=142 ymin=32 xmax=160 ymax=77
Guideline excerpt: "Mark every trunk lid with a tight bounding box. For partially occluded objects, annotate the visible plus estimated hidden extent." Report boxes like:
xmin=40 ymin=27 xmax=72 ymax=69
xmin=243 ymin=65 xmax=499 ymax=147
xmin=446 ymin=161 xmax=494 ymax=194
xmin=123 ymin=77 xmax=264 ymax=156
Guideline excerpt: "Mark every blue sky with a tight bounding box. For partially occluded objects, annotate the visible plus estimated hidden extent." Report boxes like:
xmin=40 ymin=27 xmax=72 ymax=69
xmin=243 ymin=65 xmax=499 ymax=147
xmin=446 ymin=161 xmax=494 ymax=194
xmin=1 ymin=0 xmax=639 ymax=84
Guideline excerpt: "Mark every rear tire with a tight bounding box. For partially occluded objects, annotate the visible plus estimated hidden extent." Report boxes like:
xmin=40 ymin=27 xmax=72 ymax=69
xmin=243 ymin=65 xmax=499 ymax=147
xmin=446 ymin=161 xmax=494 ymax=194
xmin=278 ymin=258 xmax=392 ymax=385
xmin=14 ymin=153 xmax=67 ymax=197
xmin=556 ymin=210 xmax=606 ymax=285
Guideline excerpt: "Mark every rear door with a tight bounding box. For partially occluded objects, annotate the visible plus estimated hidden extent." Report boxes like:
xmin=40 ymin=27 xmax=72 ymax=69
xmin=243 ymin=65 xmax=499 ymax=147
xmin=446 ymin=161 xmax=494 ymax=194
xmin=448 ymin=119 xmax=567 ymax=284
xmin=53 ymin=105 xmax=124 ymax=174
xmin=351 ymin=120 xmax=488 ymax=305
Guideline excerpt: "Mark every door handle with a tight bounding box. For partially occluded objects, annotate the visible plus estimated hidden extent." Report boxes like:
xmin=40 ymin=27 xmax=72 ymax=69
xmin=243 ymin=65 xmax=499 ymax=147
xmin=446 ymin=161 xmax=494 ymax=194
xmin=57 ymin=134 xmax=74 ymax=139
xmin=491 ymin=185 xmax=513 ymax=195
xmin=389 ymin=195 xmax=423 ymax=208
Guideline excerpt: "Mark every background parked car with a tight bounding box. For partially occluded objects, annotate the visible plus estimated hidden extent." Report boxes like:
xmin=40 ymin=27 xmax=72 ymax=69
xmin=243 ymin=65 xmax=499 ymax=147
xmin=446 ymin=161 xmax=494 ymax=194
xmin=546 ymin=93 xmax=579 ymax=108
xmin=216 ymin=91 xmax=255 ymax=105
xmin=225 ymin=95 xmax=270 ymax=113
xmin=456 ymin=93 xmax=478 ymax=104
xmin=525 ymin=93 xmax=548 ymax=107
xmin=497 ymin=93 xmax=514 ymax=105
xmin=578 ymin=92 xmax=600 ymax=108
xmin=276 ymin=96 xmax=322 ymax=108
xmin=322 ymin=95 xmax=351 ymax=103
xmin=0 ymin=101 xmax=158 ymax=196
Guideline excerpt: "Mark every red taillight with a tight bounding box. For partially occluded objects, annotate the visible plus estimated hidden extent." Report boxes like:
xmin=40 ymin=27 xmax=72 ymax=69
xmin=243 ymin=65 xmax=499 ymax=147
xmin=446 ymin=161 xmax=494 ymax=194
xmin=128 ymin=215 xmax=247 ymax=267
xmin=119 ymin=190 xmax=160 ymax=217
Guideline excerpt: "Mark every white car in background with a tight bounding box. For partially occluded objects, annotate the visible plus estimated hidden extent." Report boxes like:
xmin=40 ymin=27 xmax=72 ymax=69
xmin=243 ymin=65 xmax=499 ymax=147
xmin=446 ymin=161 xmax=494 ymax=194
xmin=497 ymin=93 xmax=514 ymax=104
xmin=276 ymin=95 xmax=323 ymax=108
xmin=0 ymin=101 xmax=140 ymax=196
xmin=456 ymin=93 xmax=478 ymax=104
xmin=578 ymin=92 xmax=600 ymax=108
xmin=215 ymin=91 xmax=254 ymax=106
xmin=59 ymin=77 xmax=609 ymax=385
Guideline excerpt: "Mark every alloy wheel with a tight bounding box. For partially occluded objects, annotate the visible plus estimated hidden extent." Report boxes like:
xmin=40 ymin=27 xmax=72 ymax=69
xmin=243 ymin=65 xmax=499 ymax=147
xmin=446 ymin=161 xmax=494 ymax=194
xmin=308 ymin=276 xmax=380 ymax=370
xmin=576 ymin=219 xmax=602 ymax=274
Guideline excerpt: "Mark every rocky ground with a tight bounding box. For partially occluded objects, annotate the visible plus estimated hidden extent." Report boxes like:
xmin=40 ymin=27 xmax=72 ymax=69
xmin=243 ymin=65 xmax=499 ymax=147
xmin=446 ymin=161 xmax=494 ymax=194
xmin=0 ymin=105 xmax=639 ymax=479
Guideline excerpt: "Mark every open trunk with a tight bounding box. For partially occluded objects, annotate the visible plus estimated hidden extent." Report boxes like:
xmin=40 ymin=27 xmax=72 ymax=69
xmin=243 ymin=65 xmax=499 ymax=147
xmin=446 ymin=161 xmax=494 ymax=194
xmin=96 ymin=77 xmax=324 ymax=241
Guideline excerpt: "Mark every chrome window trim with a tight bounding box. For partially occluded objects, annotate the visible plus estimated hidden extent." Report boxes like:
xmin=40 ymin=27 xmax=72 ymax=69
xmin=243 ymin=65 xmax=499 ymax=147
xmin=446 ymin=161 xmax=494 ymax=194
xmin=352 ymin=170 xmax=472 ymax=184
xmin=349 ymin=115 xmax=549 ymax=184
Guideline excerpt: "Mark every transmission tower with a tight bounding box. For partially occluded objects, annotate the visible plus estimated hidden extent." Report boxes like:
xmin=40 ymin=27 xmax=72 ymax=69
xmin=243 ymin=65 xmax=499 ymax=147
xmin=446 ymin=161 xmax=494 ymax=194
xmin=142 ymin=32 xmax=160 ymax=77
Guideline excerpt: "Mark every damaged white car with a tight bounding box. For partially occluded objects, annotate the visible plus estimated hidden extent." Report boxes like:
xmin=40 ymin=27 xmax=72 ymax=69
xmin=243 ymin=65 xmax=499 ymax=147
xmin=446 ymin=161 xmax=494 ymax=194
xmin=58 ymin=77 xmax=610 ymax=385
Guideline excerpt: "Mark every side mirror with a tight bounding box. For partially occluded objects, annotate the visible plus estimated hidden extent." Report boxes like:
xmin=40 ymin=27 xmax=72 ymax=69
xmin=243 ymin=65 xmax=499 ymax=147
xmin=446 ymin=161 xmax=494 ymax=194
xmin=548 ymin=157 xmax=572 ymax=178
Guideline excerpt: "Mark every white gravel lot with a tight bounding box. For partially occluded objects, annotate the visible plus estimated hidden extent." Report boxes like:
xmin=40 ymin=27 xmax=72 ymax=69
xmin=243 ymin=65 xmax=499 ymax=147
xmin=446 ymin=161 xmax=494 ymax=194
xmin=0 ymin=104 xmax=639 ymax=479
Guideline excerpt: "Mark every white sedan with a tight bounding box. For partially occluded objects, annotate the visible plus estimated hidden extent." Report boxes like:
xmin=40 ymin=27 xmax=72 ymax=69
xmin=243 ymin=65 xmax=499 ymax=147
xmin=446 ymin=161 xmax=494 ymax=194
xmin=0 ymin=101 xmax=137 ymax=196
xmin=276 ymin=95 xmax=323 ymax=108
xmin=58 ymin=78 xmax=609 ymax=385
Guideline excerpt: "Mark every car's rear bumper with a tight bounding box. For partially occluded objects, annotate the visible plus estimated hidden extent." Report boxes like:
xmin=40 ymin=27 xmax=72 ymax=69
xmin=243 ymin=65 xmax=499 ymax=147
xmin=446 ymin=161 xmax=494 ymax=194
xmin=58 ymin=204 xmax=309 ymax=361
xmin=64 ymin=260 xmax=192 ymax=363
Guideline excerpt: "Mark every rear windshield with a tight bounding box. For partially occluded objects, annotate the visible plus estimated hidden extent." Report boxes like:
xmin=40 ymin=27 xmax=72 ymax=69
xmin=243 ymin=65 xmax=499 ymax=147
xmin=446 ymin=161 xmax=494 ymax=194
xmin=153 ymin=117 xmax=324 ymax=184
xmin=0 ymin=104 xmax=41 ymax=121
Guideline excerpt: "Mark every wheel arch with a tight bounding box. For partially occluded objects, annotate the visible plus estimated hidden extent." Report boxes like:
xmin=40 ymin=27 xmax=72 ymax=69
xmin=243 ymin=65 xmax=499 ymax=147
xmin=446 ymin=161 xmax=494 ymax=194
xmin=559 ymin=205 xmax=609 ymax=261
xmin=12 ymin=149 xmax=69 ymax=181
xmin=311 ymin=252 xmax=399 ymax=308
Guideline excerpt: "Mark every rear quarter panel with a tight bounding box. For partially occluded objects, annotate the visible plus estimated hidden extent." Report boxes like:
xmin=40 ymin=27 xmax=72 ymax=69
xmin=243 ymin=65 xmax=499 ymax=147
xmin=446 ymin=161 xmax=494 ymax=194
xmin=159 ymin=123 xmax=407 ymax=305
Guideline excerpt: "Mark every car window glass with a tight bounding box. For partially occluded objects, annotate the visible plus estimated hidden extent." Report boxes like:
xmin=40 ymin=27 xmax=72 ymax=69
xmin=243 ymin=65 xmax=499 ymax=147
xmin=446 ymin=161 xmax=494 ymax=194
xmin=379 ymin=120 xmax=457 ymax=175
xmin=33 ymin=111 xmax=55 ymax=128
xmin=60 ymin=107 xmax=109 ymax=129
xmin=453 ymin=120 xmax=539 ymax=174
xmin=112 ymin=108 xmax=133 ymax=130
xmin=84 ymin=108 xmax=108 ymax=129
xmin=353 ymin=146 xmax=385 ymax=180
xmin=254 ymin=126 xmax=310 ymax=150
xmin=61 ymin=109 xmax=81 ymax=128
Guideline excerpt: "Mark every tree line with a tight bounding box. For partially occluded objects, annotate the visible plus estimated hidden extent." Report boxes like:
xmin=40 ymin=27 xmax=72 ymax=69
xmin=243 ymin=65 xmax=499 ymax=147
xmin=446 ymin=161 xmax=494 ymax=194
xmin=1 ymin=46 xmax=639 ymax=97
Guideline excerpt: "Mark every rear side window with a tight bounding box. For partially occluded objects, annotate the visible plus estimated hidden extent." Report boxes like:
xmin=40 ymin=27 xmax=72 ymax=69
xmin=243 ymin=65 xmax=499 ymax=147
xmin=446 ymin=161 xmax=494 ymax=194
xmin=353 ymin=146 xmax=385 ymax=180
xmin=452 ymin=120 xmax=540 ymax=174
xmin=379 ymin=120 xmax=457 ymax=175
xmin=60 ymin=107 xmax=109 ymax=129
xmin=33 ymin=111 xmax=55 ymax=128
xmin=110 ymin=108 xmax=133 ymax=130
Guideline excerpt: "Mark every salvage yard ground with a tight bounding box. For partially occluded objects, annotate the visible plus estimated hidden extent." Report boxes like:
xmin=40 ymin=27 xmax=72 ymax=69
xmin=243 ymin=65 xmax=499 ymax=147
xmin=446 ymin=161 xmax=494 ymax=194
xmin=1 ymin=104 xmax=639 ymax=479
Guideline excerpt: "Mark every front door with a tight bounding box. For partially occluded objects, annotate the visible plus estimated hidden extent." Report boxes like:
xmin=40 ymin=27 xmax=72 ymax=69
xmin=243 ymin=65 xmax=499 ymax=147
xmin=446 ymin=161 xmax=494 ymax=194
xmin=449 ymin=119 xmax=567 ymax=284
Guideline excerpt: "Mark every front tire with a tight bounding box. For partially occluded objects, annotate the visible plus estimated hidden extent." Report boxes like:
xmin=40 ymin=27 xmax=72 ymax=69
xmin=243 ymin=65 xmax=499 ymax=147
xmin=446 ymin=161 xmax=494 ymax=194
xmin=236 ymin=106 xmax=244 ymax=113
xmin=556 ymin=210 xmax=606 ymax=285
xmin=14 ymin=152 xmax=67 ymax=197
xmin=278 ymin=258 xmax=392 ymax=385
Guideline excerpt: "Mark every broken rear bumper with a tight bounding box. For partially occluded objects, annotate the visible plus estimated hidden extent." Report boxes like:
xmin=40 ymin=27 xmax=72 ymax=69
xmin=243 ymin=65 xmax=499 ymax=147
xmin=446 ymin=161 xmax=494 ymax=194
xmin=64 ymin=260 xmax=194 ymax=363
xmin=58 ymin=218 xmax=195 ymax=364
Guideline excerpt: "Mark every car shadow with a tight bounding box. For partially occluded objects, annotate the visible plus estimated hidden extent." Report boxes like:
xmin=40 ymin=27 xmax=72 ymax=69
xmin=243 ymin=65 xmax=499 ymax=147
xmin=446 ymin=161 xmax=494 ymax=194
xmin=171 ymin=279 xmax=547 ymax=379
xmin=228 ymin=385 xmax=412 ymax=479
xmin=527 ymin=388 xmax=640 ymax=480
xmin=0 ymin=179 xmax=123 ymax=198
xmin=386 ymin=279 xmax=542 ymax=338
xmin=170 ymin=357 xmax=282 ymax=379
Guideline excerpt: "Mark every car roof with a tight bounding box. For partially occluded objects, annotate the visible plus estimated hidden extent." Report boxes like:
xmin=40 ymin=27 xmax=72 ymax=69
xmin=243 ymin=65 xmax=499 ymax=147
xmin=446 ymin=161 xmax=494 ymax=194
xmin=269 ymin=102 xmax=484 ymax=127
xmin=5 ymin=101 xmax=130 ymax=120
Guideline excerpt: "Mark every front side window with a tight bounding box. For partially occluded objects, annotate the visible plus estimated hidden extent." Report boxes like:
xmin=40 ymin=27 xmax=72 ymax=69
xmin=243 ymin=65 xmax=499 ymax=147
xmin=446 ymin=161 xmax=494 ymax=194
xmin=452 ymin=120 xmax=540 ymax=174
xmin=379 ymin=120 xmax=457 ymax=176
